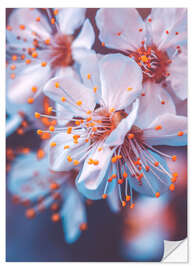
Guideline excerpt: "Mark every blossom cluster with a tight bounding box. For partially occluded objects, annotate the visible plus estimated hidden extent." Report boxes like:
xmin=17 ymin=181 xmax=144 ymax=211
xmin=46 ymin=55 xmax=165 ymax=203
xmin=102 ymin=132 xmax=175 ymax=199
xmin=6 ymin=8 xmax=187 ymax=247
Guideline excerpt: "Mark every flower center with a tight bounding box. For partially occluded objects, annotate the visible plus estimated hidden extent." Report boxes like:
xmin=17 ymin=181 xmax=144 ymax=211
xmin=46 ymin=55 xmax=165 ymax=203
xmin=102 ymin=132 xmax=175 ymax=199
xmin=48 ymin=33 xmax=73 ymax=68
xmin=129 ymin=45 xmax=171 ymax=83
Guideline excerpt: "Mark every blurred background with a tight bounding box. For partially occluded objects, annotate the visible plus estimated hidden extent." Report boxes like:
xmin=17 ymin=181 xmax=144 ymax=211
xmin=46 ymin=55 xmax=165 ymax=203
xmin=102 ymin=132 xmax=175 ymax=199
xmin=6 ymin=8 xmax=187 ymax=262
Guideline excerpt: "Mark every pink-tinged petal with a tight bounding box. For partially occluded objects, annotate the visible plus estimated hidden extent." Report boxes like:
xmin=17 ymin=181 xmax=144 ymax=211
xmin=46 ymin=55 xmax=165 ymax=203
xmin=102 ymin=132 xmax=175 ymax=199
xmin=7 ymin=63 xmax=51 ymax=104
xmin=176 ymin=99 xmax=187 ymax=117
xmin=8 ymin=8 xmax=51 ymax=41
xmin=96 ymin=8 xmax=146 ymax=51
xmin=56 ymin=8 xmax=86 ymax=34
xmin=146 ymin=8 xmax=187 ymax=50
xmin=6 ymin=114 xmax=22 ymax=137
xmin=135 ymin=81 xmax=176 ymax=129
xmin=61 ymin=187 xmax=87 ymax=243
xmin=105 ymin=99 xmax=139 ymax=147
xmin=167 ymin=47 xmax=187 ymax=100
xmin=43 ymin=76 xmax=96 ymax=118
xmin=49 ymin=133 xmax=89 ymax=172
xmin=76 ymin=144 xmax=115 ymax=200
xmin=143 ymin=114 xmax=187 ymax=146
xmin=99 ymin=54 xmax=143 ymax=110
xmin=72 ymin=19 xmax=95 ymax=50
xmin=79 ymin=53 xmax=101 ymax=95
xmin=130 ymin=150 xmax=171 ymax=196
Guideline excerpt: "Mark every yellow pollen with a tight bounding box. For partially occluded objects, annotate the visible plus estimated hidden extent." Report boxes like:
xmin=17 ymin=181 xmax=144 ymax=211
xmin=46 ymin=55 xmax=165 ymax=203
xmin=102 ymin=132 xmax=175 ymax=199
xmin=27 ymin=97 xmax=34 ymax=104
xmin=55 ymin=82 xmax=60 ymax=88
xmin=50 ymin=142 xmax=56 ymax=147
xmin=64 ymin=145 xmax=70 ymax=150
xmin=35 ymin=112 xmax=40 ymax=118
xmin=73 ymin=160 xmax=80 ymax=166
xmin=49 ymin=125 xmax=55 ymax=132
xmin=76 ymin=100 xmax=82 ymax=106
xmin=67 ymin=155 xmax=72 ymax=162
xmin=141 ymin=55 xmax=148 ymax=63
xmin=127 ymin=87 xmax=133 ymax=91
xmin=87 ymin=73 xmax=91 ymax=80
xmin=41 ymin=61 xmax=47 ymax=67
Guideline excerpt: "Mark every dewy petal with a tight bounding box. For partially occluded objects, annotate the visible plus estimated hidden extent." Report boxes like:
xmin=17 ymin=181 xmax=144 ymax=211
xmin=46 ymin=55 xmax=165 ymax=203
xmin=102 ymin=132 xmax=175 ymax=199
xmin=96 ymin=8 xmax=146 ymax=51
xmin=99 ymin=54 xmax=143 ymax=110
xmin=49 ymin=133 xmax=90 ymax=172
xmin=72 ymin=19 xmax=95 ymax=50
xmin=43 ymin=76 xmax=96 ymax=118
xmin=56 ymin=8 xmax=86 ymax=35
xmin=143 ymin=113 xmax=187 ymax=146
xmin=8 ymin=8 xmax=52 ymax=41
xmin=129 ymin=150 xmax=171 ymax=196
xmin=105 ymin=99 xmax=139 ymax=147
xmin=7 ymin=63 xmax=51 ymax=104
xmin=79 ymin=53 xmax=101 ymax=95
xmin=135 ymin=81 xmax=176 ymax=130
xmin=6 ymin=114 xmax=22 ymax=137
xmin=8 ymin=153 xmax=50 ymax=200
xmin=60 ymin=186 xmax=87 ymax=244
xmin=146 ymin=8 xmax=187 ymax=50
xmin=167 ymin=47 xmax=187 ymax=100
xmin=76 ymin=144 xmax=115 ymax=200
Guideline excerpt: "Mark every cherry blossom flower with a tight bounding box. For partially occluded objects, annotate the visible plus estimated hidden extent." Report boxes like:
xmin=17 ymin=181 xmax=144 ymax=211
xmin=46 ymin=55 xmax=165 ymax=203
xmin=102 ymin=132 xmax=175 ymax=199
xmin=35 ymin=53 xmax=186 ymax=207
xmin=8 ymin=151 xmax=88 ymax=243
xmin=96 ymin=8 xmax=187 ymax=102
xmin=6 ymin=8 xmax=94 ymax=134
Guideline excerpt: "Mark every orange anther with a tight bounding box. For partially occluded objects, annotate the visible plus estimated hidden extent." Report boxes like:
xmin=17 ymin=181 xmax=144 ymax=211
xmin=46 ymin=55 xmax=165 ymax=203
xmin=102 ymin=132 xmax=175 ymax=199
xmin=118 ymin=178 xmax=124 ymax=184
xmin=93 ymin=160 xmax=99 ymax=166
xmin=76 ymin=100 xmax=82 ymax=106
xmin=110 ymin=107 xmax=115 ymax=113
xmin=154 ymin=161 xmax=159 ymax=167
xmin=50 ymin=142 xmax=56 ymax=147
xmin=47 ymin=106 xmax=53 ymax=113
xmin=50 ymin=182 xmax=59 ymax=190
xmin=10 ymin=73 xmax=15 ymax=79
xmin=126 ymin=195 xmax=131 ymax=202
xmin=80 ymin=223 xmax=87 ymax=231
xmin=123 ymin=171 xmax=128 ymax=178
xmin=37 ymin=129 xmax=43 ymax=135
xmin=73 ymin=160 xmax=80 ymax=166
xmin=25 ymin=208 xmax=35 ymax=219
xmin=36 ymin=16 xmax=40 ymax=21
xmin=127 ymin=87 xmax=133 ymax=91
xmin=10 ymin=64 xmax=16 ymax=70
xmin=122 ymin=201 xmax=126 ymax=207
xmin=41 ymin=61 xmax=47 ymax=67
xmin=32 ymin=51 xmax=38 ymax=58
xmin=169 ymin=184 xmax=175 ymax=191
xmin=145 ymin=165 xmax=150 ymax=172
xmin=178 ymin=131 xmax=184 ymax=136
xmin=50 ymin=202 xmax=59 ymax=211
xmin=102 ymin=194 xmax=107 ymax=199
xmin=93 ymin=87 xmax=97 ymax=93
xmin=155 ymin=125 xmax=162 ymax=130
xmin=172 ymin=172 xmax=178 ymax=178
xmin=6 ymin=25 xmax=12 ymax=31
xmin=19 ymin=24 xmax=25 ymax=30
xmin=51 ymin=213 xmax=60 ymax=222
xmin=51 ymin=18 xmax=55 ymax=24
xmin=32 ymin=86 xmax=37 ymax=93
xmin=87 ymin=73 xmax=91 ymax=79
xmin=67 ymin=127 xmax=72 ymax=134
xmin=155 ymin=192 xmax=160 ymax=198
xmin=64 ymin=145 xmax=70 ymax=150
xmin=98 ymin=147 xmax=103 ymax=152
xmin=49 ymin=125 xmax=55 ymax=132
xmin=166 ymin=30 xmax=169 ymax=34
xmin=53 ymin=9 xmax=59 ymax=15
xmin=128 ymin=133 xmax=135 ymax=139
xmin=130 ymin=203 xmax=135 ymax=209
xmin=111 ymin=174 xmax=116 ymax=179
xmin=37 ymin=148 xmax=45 ymax=159
xmin=172 ymin=155 xmax=177 ymax=161
xmin=35 ymin=112 xmax=40 ymax=118
xmin=111 ymin=156 xmax=117 ymax=163
xmin=25 ymin=59 xmax=31 ymax=64
xmin=101 ymin=42 xmax=105 ymax=47
xmin=45 ymin=39 xmax=50 ymax=45
xmin=27 ymin=97 xmax=34 ymax=104
xmin=61 ymin=97 xmax=66 ymax=102
xmin=67 ymin=155 xmax=72 ymax=162
xmin=161 ymin=100 xmax=165 ymax=104
xmin=55 ymin=82 xmax=60 ymax=88
xmin=12 ymin=55 xmax=17 ymax=61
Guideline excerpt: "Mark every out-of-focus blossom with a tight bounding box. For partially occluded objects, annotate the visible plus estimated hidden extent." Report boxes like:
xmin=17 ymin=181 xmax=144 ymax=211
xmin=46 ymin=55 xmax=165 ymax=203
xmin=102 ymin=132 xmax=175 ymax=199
xmin=6 ymin=8 xmax=95 ymax=135
xmin=121 ymin=145 xmax=187 ymax=261
xmin=8 ymin=151 xmax=88 ymax=243
xmin=34 ymin=53 xmax=187 ymax=208
xmin=96 ymin=8 xmax=187 ymax=107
